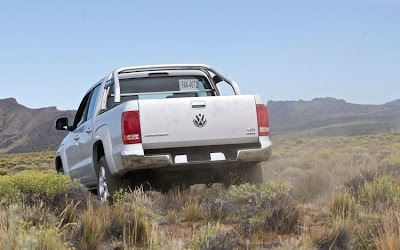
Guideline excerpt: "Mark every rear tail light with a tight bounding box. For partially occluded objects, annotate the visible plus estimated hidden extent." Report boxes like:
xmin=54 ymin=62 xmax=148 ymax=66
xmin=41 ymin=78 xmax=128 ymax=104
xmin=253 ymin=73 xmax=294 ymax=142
xmin=256 ymin=104 xmax=270 ymax=136
xmin=122 ymin=111 xmax=141 ymax=144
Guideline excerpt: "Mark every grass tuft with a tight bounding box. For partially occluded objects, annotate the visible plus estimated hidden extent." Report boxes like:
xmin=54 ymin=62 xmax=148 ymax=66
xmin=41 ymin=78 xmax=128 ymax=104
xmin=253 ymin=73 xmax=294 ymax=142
xmin=76 ymin=200 xmax=105 ymax=250
xmin=330 ymin=192 xmax=355 ymax=220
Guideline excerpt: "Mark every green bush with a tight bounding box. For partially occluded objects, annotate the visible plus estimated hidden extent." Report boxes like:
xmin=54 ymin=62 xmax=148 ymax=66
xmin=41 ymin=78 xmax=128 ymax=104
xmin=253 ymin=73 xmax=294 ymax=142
xmin=189 ymin=223 xmax=239 ymax=250
xmin=230 ymin=181 xmax=290 ymax=206
xmin=0 ymin=170 xmax=70 ymax=204
xmin=0 ymin=169 xmax=7 ymax=176
xmin=229 ymin=182 xmax=297 ymax=229
xmin=360 ymin=176 xmax=400 ymax=210
xmin=354 ymin=220 xmax=378 ymax=250
xmin=279 ymin=167 xmax=306 ymax=179
xmin=0 ymin=205 xmax=39 ymax=249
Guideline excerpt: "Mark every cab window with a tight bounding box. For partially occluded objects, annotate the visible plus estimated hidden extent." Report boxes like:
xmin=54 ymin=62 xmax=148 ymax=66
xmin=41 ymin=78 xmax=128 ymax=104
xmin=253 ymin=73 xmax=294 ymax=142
xmin=87 ymin=85 xmax=100 ymax=120
xmin=73 ymin=93 xmax=90 ymax=129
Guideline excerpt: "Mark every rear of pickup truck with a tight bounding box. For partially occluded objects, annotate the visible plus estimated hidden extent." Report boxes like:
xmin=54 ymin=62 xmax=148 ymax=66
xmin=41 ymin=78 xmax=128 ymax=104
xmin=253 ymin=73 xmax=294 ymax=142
xmin=92 ymin=64 xmax=271 ymax=200
xmin=121 ymin=95 xmax=271 ymax=166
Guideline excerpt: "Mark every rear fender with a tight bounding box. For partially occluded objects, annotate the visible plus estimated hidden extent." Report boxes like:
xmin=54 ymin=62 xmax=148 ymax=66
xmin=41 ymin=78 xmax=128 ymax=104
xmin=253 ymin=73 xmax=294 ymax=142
xmin=94 ymin=125 xmax=119 ymax=176
xmin=55 ymin=146 xmax=70 ymax=177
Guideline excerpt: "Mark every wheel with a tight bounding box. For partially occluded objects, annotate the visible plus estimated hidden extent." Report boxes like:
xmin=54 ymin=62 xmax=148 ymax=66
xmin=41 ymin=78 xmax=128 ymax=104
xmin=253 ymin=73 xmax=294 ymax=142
xmin=57 ymin=166 xmax=64 ymax=173
xmin=56 ymin=158 xmax=64 ymax=173
xmin=97 ymin=156 xmax=122 ymax=203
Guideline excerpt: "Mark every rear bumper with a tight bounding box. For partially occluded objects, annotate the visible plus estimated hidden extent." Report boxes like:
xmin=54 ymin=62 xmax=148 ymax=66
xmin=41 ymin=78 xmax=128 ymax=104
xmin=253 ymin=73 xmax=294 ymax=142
xmin=120 ymin=137 xmax=272 ymax=172
xmin=237 ymin=137 xmax=272 ymax=162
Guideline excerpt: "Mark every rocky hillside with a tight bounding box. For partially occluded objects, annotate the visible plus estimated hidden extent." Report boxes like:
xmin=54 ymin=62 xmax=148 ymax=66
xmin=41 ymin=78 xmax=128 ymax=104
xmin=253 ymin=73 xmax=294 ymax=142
xmin=0 ymin=98 xmax=74 ymax=153
xmin=268 ymin=97 xmax=400 ymax=139
xmin=385 ymin=98 xmax=400 ymax=106
xmin=1 ymin=97 xmax=400 ymax=153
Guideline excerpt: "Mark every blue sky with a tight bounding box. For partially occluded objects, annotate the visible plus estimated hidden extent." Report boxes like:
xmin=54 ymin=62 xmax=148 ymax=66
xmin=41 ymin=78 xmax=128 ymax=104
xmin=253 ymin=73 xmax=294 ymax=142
xmin=0 ymin=0 xmax=399 ymax=110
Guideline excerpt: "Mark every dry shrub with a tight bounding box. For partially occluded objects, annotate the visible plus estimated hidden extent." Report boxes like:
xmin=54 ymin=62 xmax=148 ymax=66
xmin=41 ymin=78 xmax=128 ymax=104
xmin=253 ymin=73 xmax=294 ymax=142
xmin=292 ymin=167 xmax=332 ymax=202
xmin=152 ymin=188 xmax=189 ymax=213
xmin=279 ymin=167 xmax=306 ymax=180
xmin=105 ymin=204 xmax=154 ymax=246
xmin=183 ymin=200 xmax=200 ymax=222
xmin=379 ymin=157 xmax=400 ymax=178
xmin=354 ymin=218 xmax=379 ymax=250
xmin=263 ymin=197 xmax=300 ymax=234
xmin=278 ymin=236 xmax=311 ymax=250
xmin=36 ymin=227 xmax=69 ymax=250
xmin=76 ymin=200 xmax=106 ymax=250
xmin=167 ymin=210 xmax=177 ymax=224
xmin=57 ymin=183 xmax=94 ymax=211
xmin=106 ymin=204 xmax=125 ymax=239
xmin=59 ymin=201 xmax=80 ymax=227
xmin=1 ymin=205 xmax=68 ymax=250
xmin=345 ymin=170 xmax=376 ymax=200
xmin=330 ymin=192 xmax=355 ymax=220
xmin=311 ymin=221 xmax=351 ymax=250
xmin=374 ymin=211 xmax=400 ymax=250
xmin=124 ymin=206 xmax=152 ymax=246
xmin=200 ymin=188 xmax=235 ymax=222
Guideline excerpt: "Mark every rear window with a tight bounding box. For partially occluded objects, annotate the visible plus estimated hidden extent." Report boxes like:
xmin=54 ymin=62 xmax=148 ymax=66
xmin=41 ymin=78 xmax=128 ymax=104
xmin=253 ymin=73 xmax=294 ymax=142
xmin=119 ymin=75 xmax=215 ymax=100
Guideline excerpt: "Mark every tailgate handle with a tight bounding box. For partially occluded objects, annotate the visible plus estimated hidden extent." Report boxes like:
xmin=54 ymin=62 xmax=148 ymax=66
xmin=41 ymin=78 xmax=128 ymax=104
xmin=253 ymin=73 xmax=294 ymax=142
xmin=191 ymin=101 xmax=206 ymax=109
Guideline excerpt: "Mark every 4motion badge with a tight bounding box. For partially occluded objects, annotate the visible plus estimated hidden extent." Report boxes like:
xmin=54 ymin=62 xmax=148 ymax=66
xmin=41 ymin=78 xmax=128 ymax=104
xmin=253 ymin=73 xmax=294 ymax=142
xmin=193 ymin=113 xmax=207 ymax=128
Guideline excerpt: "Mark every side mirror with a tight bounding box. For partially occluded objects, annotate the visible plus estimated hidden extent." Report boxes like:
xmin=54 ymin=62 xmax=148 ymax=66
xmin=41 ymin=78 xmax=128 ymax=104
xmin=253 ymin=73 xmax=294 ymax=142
xmin=55 ymin=117 xmax=71 ymax=131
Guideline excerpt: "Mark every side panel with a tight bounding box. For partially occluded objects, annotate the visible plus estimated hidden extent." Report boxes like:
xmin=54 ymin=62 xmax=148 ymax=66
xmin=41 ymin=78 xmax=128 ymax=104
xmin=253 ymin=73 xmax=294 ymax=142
xmin=64 ymin=120 xmax=96 ymax=185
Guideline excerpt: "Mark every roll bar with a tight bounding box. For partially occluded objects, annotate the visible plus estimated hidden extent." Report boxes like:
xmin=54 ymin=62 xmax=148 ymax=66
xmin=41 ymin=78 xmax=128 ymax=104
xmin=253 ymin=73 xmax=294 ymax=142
xmin=108 ymin=64 xmax=242 ymax=104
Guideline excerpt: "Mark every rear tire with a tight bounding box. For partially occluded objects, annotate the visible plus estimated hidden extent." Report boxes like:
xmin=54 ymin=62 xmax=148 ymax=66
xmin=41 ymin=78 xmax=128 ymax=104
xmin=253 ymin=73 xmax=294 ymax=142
xmin=97 ymin=156 xmax=122 ymax=203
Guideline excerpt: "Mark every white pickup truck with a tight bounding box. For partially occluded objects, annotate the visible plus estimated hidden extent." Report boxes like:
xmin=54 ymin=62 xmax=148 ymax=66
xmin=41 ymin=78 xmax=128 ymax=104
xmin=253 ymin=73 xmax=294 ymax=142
xmin=55 ymin=64 xmax=271 ymax=202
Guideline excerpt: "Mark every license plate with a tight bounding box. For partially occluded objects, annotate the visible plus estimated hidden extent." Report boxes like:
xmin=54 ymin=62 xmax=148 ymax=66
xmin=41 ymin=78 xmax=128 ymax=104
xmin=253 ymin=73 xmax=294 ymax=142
xmin=179 ymin=79 xmax=199 ymax=91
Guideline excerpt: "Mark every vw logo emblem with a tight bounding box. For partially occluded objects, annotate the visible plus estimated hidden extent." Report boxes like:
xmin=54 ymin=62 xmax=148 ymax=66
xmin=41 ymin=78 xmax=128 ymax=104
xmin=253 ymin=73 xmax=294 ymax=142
xmin=193 ymin=113 xmax=207 ymax=128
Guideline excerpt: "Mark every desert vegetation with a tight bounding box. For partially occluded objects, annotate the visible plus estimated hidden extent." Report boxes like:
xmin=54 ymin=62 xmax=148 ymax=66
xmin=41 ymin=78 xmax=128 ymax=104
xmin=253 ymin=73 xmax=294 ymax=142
xmin=1 ymin=133 xmax=400 ymax=249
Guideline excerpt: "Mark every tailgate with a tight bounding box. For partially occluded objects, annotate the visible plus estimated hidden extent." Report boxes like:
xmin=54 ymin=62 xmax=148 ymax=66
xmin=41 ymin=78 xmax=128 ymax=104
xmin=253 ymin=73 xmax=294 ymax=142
xmin=139 ymin=95 xmax=259 ymax=149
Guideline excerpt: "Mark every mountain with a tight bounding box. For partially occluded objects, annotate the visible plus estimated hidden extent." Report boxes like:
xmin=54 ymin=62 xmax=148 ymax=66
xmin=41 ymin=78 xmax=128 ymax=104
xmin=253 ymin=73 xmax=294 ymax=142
xmin=268 ymin=97 xmax=400 ymax=139
xmin=1 ymin=97 xmax=400 ymax=154
xmin=385 ymin=99 xmax=400 ymax=106
xmin=0 ymin=98 xmax=75 ymax=154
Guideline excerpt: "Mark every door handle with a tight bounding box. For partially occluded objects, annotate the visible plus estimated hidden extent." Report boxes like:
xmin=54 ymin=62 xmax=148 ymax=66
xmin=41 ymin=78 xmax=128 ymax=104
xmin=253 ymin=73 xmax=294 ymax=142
xmin=86 ymin=128 xmax=92 ymax=134
xmin=191 ymin=101 xmax=206 ymax=109
xmin=74 ymin=135 xmax=80 ymax=140
xmin=192 ymin=104 xmax=206 ymax=108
